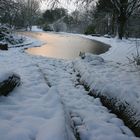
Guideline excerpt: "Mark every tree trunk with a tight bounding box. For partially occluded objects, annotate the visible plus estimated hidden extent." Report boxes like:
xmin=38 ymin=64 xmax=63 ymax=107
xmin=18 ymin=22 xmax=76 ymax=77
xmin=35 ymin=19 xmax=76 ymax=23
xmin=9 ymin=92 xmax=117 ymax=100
xmin=117 ymin=7 xmax=127 ymax=39
xmin=111 ymin=11 xmax=116 ymax=36
xmin=117 ymin=14 xmax=128 ymax=40
xmin=118 ymin=22 xmax=124 ymax=39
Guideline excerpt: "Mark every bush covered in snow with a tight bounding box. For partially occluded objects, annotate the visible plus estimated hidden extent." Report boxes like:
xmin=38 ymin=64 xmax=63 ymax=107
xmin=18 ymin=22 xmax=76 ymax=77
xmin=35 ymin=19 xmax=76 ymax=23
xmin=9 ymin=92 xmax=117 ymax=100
xmin=0 ymin=25 xmax=24 ymax=45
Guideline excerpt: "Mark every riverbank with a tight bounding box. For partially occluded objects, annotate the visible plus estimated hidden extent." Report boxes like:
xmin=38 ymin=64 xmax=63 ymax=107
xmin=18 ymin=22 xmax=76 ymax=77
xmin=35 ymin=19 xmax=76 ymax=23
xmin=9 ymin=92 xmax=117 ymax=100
xmin=0 ymin=32 xmax=140 ymax=140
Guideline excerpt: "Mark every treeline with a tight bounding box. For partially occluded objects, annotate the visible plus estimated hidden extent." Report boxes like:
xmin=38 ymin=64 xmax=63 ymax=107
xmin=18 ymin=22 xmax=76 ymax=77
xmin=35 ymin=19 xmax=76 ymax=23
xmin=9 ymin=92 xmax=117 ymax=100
xmin=74 ymin=0 xmax=140 ymax=39
xmin=94 ymin=0 xmax=140 ymax=39
xmin=1 ymin=0 xmax=139 ymax=39
xmin=0 ymin=0 xmax=40 ymax=30
xmin=41 ymin=0 xmax=140 ymax=39
xmin=40 ymin=8 xmax=92 ymax=33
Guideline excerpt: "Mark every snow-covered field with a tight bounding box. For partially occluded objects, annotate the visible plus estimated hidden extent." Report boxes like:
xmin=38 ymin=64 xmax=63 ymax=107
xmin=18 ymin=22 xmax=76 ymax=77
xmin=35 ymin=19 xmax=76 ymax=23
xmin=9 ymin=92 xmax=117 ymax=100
xmin=0 ymin=30 xmax=140 ymax=140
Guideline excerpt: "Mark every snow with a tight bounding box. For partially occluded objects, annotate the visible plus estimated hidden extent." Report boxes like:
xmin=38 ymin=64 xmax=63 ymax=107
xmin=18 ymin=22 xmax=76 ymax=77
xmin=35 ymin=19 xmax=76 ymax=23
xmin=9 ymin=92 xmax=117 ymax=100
xmin=0 ymin=32 xmax=140 ymax=140
xmin=72 ymin=35 xmax=140 ymax=129
xmin=0 ymin=72 xmax=14 ymax=83
xmin=74 ymin=53 xmax=140 ymax=116
xmin=9 ymin=33 xmax=45 ymax=49
xmin=0 ymin=49 xmax=75 ymax=140
xmin=31 ymin=26 xmax=43 ymax=32
xmin=33 ymin=56 xmax=139 ymax=140
xmin=78 ymin=34 xmax=140 ymax=63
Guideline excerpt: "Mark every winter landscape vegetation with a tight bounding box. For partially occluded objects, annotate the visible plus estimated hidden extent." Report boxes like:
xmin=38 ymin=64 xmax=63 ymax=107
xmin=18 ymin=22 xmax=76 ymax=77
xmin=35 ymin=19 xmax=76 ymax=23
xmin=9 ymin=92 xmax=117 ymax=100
xmin=0 ymin=0 xmax=140 ymax=140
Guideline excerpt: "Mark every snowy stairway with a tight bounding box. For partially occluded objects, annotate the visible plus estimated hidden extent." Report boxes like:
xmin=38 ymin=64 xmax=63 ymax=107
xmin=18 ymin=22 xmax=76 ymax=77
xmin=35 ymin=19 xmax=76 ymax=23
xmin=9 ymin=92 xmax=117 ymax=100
xmin=35 ymin=59 xmax=140 ymax=140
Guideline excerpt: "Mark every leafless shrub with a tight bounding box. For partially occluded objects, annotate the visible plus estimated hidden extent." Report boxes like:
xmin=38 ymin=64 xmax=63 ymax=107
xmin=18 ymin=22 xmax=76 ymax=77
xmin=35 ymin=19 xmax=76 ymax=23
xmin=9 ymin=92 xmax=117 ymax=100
xmin=127 ymin=39 xmax=140 ymax=66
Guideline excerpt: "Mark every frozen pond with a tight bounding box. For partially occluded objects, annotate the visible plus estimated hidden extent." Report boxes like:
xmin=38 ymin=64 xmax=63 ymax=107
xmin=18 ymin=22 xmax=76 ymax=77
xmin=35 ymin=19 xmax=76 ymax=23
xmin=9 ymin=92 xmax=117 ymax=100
xmin=25 ymin=32 xmax=110 ymax=59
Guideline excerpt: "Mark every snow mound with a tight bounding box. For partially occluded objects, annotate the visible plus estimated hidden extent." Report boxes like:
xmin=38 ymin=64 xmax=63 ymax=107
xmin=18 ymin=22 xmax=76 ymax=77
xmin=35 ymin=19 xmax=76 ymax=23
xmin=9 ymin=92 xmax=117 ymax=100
xmin=31 ymin=26 xmax=43 ymax=32
xmin=0 ymin=72 xmax=15 ymax=83
xmin=84 ymin=53 xmax=104 ymax=64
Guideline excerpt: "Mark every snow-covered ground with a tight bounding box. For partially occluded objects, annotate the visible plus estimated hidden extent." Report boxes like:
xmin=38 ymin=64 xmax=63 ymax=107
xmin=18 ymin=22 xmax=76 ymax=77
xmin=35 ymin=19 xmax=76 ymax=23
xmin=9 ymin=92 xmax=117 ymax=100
xmin=73 ymin=35 xmax=140 ymax=122
xmin=31 ymin=26 xmax=43 ymax=32
xmin=0 ymin=30 xmax=140 ymax=140
xmin=72 ymin=34 xmax=140 ymax=134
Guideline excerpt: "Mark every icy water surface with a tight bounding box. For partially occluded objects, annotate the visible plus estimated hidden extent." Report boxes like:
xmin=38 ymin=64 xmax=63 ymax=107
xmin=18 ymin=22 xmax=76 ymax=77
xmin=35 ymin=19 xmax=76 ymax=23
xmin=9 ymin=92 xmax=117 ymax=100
xmin=25 ymin=32 xmax=110 ymax=59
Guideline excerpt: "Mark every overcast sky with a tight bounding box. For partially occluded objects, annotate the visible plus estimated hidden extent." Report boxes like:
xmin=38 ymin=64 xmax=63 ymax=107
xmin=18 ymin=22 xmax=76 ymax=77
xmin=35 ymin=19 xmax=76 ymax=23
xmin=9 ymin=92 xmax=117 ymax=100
xmin=40 ymin=0 xmax=77 ymax=13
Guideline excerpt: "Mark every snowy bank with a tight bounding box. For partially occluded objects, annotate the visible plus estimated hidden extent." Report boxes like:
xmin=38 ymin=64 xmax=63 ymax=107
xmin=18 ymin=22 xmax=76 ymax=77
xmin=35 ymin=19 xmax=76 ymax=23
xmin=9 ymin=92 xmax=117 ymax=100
xmin=78 ymin=35 xmax=140 ymax=63
xmin=74 ymin=53 xmax=140 ymax=136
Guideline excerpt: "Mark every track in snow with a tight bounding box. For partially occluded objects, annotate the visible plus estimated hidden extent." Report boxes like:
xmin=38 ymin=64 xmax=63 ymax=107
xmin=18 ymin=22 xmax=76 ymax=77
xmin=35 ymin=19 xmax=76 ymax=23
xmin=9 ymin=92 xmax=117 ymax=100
xmin=35 ymin=58 xmax=139 ymax=140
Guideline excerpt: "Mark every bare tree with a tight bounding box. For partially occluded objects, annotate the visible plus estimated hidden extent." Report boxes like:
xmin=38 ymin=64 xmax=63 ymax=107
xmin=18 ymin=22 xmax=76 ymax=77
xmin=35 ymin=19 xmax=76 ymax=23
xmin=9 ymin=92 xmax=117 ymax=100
xmin=0 ymin=0 xmax=41 ymax=29
xmin=70 ymin=0 xmax=140 ymax=39
xmin=17 ymin=0 xmax=40 ymax=30
xmin=0 ymin=0 xmax=20 ymax=27
xmin=78 ymin=0 xmax=140 ymax=39
xmin=110 ymin=0 xmax=140 ymax=39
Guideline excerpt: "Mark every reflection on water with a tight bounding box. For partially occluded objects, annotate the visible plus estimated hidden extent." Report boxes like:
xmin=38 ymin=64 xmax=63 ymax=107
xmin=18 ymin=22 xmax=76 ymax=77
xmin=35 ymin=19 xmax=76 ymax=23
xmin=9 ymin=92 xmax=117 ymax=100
xmin=24 ymin=32 xmax=110 ymax=59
